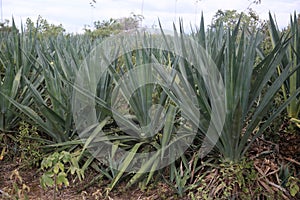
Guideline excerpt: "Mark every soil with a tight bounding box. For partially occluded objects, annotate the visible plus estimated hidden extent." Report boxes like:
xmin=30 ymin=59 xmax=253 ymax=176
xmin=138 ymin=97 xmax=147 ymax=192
xmin=0 ymin=160 xmax=181 ymax=200
xmin=247 ymin=120 xmax=300 ymax=199
xmin=1 ymin=120 xmax=300 ymax=200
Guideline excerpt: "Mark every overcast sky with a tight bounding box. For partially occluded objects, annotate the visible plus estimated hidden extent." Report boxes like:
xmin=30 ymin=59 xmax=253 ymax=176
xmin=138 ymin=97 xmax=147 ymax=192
xmin=1 ymin=0 xmax=299 ymax=33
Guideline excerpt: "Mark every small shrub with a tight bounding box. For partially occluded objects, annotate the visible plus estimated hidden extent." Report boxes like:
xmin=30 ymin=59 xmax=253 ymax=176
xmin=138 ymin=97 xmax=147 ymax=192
xmin=40 ymin=151 xmax=84 ymax=192
xmin=17 ymin=121 xmax=44 ymax=167
xmin=189 ymin=159 xmax=263 ymax=199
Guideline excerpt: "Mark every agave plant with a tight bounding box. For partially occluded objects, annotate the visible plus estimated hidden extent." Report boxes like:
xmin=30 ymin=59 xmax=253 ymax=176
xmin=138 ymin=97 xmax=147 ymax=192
xmin=2 ymin=25 xmax=107 ymax=146
xmin=1 ymin=28 xmax=114 ymax=183
xmin=72 ymin=14 xmax=300 ymax=190
xmin=190 ymin=14 xmax=300 ymax=162
xmin=70 ymin=25 xmax=215 ymax=190
xmin=0 ymin=20 xmax=42 ymax=132
xmin=3 ymin=14 xmax=299 ymax=194
xmin=268 ymin=12 xmax=300 ymax=127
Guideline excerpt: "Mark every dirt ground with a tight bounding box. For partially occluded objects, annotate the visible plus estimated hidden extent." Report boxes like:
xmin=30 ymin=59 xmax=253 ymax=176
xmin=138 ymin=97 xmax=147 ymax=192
xmin=0 ymin=160 xmax=182 ymax=200
xmin=1 ymin=122 xmax=300 ymax=200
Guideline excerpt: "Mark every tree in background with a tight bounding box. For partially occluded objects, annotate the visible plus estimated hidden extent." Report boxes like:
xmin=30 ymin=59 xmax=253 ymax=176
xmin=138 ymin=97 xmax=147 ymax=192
xmin=211 ymin=9 xmax=261 ymax=30
xmin=0 ymin=19 xmax=11 ymax=32
xmin=25 ymin=16 xmax=65 ymax=37
xmin=210 ymin=8 xmax=273 ymax=55
xmin=84 ymin=13 xmax=144 ymax=38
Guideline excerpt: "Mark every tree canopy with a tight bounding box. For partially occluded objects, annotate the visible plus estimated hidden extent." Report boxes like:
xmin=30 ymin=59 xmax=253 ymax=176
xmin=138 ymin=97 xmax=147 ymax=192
xmin=25 ymin=16 xmax=65 ymax=36
xmin=211 ymin=9 xmax=262 ymax=30
xmin=84 ymin=13 xmax=144 ymax=38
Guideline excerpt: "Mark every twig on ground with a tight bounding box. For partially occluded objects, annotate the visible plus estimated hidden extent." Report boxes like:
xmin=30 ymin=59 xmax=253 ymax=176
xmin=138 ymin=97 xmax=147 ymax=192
xmin=283 ymin=157 xmax=300 ymax=166
xmin=265 ymin=179 xmax=290 ymax=199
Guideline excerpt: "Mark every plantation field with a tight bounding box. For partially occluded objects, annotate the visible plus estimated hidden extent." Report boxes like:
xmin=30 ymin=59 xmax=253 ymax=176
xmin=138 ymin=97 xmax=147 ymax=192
xmin=1 ymin=12 xmax=300 ymax=199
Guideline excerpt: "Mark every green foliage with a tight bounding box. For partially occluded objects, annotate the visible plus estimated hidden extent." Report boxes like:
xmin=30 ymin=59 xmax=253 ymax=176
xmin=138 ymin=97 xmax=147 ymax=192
xmin=170 ymin=162 xmax=195 ymax=197
xmin=72 ymin=33 xmax=199 ymax=191
xmin=189 ymin=159 xmax=262 ymax=199
xmin=286 ymin=176 xmax=300 ymax=197
xmin=161 ymin=152 xmax=202 ymax=197
xmin=17 ymin=121 xmax=44 ymax=167
xmin=1 ymin=13 xmax=299 ymax=197
xmin=211 ymin=9 xmax=262 ymax=30
xmin=0 ymin=19 xmax=41 ymax=132
xmin=25 ymin=16 xmax=65 ymax=37
xmin=194 ymin=13 xmax=300 ymax=162
xmin=86 ymin=18 xmax=121 ymax=37
xmin=40 ymin=151 xmax=84 ymax=191
xmin=84 ymin=13 xmax=143 ymax=38
xmin=268 ymin=12 xmax=300 ymax=128
xmin=279 ymin=164 xmax=300 ymax=197
xmin=3 ymin=29 xmax=97 ymax=145
xmin=1 ymin=22 xmax=109 ymax=187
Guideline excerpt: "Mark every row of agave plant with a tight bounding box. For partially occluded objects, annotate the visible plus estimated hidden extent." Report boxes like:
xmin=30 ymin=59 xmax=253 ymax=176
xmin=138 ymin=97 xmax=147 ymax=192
xmin=0 ymin=12 xmax=299 ymax=198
